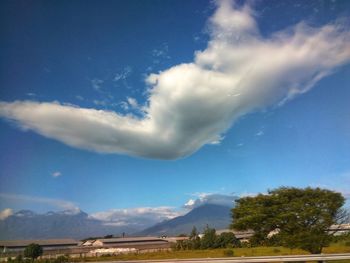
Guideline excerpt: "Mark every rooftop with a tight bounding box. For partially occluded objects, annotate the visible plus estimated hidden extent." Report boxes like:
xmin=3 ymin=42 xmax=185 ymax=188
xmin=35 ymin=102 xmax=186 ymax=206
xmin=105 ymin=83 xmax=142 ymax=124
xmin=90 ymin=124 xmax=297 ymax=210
xmin=0 ymin=239 xmax=78 ymax=248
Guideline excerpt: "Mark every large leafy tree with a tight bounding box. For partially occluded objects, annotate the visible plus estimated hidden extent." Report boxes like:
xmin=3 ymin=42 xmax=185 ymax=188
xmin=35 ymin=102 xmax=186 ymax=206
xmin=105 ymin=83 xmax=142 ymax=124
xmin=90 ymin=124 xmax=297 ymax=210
xmin=24 ymin=243 xmax=43 ymax=261
xmin=231 ymin=187 xmax=346 ymax=254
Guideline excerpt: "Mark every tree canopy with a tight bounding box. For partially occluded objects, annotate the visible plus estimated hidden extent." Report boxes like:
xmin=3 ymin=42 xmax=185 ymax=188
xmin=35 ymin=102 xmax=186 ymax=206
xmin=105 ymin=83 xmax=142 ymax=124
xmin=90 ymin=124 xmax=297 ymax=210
xmin=174 ymin=225 xmax=240 ymax=250
xmin=231 ymin=187 xmax=346 ymax=254
xmin=24 ymin=243 xmax=43 ymax=261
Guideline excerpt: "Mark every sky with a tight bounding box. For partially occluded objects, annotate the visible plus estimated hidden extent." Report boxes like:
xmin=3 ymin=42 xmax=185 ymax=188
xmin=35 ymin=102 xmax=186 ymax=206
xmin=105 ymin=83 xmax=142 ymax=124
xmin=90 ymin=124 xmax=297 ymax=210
xmin=0 ymin=0 xmax=350 ymax=221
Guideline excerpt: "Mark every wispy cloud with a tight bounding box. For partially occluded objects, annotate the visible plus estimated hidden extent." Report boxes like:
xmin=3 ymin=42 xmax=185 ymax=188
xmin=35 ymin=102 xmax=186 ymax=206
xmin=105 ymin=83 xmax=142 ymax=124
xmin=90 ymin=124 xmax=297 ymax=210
xmin=52 ymin=171 xmax=62 ymax=178
xmin=0 ymin=208 xmax=13 ymax=220
xmin=151 ymin=43 xmax=170 ymax=63
xmin=0 ymin=1 xmax=350 ymax=159
xmin=127 ymin=97 xmax=138 ymax=109
xmin=91 ymin=78 xmax=104 ymax=91
xmin=75 ymin=95 xmax=84 ymax=101
xmin=255 ymin=130 xmax=264 ymax=136
xmin=113 ymin=66 xmax=132 ymax=82
xmin=93 ymin=100 xmax=107 ymax=107
xmin=0 ymin=193 xmax=79 ymax=212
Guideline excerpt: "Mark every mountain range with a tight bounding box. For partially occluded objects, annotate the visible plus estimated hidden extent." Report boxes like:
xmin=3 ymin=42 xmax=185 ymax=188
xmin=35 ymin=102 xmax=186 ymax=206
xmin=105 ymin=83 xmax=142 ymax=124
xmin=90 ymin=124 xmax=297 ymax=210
xmin=0 ymin=209 xmax=139 ymax=240
xmin=0 ymin=204 xmax=232 ymax=240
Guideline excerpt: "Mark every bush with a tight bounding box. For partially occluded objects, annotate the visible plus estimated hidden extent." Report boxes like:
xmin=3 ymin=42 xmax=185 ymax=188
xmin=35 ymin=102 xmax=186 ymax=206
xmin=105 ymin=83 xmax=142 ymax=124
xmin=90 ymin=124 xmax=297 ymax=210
xmin=53 ymin=256 xmax=69 ymax=263
xmin=345 ymin=241 xmax=350 ymax=246
xmin=14 ymin=255 xmax=23 ymax=263
xmin=223 ymin=249 xmax=234 ymax=257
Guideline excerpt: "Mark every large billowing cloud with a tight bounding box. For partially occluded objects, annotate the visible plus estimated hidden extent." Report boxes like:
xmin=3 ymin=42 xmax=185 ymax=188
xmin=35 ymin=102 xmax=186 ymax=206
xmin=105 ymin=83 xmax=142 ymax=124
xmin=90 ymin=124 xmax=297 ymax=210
xmin=184 ymin=193 xmax=238 ymax=209
xmin=1 ymin=1 xmax=350 ymax=159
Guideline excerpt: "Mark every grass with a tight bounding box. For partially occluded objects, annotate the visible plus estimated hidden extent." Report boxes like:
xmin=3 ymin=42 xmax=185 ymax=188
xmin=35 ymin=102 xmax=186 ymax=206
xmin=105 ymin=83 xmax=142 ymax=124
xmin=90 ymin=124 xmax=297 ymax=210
xmin=68 ymin=244 xmax=350 ymax=262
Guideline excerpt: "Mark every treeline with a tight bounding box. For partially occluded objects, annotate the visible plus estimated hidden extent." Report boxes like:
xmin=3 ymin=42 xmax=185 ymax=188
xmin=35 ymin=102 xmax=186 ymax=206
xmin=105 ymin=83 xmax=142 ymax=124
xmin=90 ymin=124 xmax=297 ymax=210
xmin=173 ymin=226 xmax=241 ymax=250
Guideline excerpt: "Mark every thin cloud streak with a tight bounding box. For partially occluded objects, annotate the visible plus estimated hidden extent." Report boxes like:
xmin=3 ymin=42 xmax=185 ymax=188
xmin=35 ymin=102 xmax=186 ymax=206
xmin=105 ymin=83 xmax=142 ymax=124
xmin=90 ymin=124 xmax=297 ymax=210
xmin=0 ymin=1 xmax=350 ymax=159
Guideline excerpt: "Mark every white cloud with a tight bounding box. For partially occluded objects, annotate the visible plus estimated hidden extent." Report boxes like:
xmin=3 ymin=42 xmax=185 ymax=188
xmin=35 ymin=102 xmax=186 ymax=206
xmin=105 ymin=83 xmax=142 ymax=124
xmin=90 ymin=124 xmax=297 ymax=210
xmin=52 ymin=171 xmax=62 ymax=178
xmin=91 ymin=78 xmax=104 ymax=90
xmin=184 ymin=199 xmax=196 ymax=207
xmin=0 ymin=208 xmax=13 ymax=220
xmin=93 ymin=100 xmax=107 ymax=107
xmin=89 ymin=206 xmax=182 ymax=227
xmin=255 ymin=130 xmax=264 ymax=136
xmin=0 ymin=1 xmax=350 ymax=159
xmin=183 ymin=193 xmax=238 ymax=209
xmin=113 ymin=66 xmax=132 ymax=82
xmin=127 ymin=97 xmax=139 ymax=109
xmin=151 ymin=43 xmax=170 ymax=62
xmin=0 ymin=193 xmax=80 ymax=213
xmin=119 ymin=101 xmax=129 ymax=111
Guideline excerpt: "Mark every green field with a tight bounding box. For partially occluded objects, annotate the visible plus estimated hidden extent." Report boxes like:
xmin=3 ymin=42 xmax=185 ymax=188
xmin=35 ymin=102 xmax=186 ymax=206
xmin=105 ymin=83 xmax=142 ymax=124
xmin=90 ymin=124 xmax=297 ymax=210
xmin=68 ymin=243 xmax=350 ymax=262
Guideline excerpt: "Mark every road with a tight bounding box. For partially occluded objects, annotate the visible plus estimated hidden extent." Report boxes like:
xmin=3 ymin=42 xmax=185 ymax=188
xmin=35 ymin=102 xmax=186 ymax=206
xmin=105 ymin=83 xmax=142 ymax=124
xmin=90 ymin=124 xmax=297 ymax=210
xmin=88 ymin=253 xmax=350 ymax=263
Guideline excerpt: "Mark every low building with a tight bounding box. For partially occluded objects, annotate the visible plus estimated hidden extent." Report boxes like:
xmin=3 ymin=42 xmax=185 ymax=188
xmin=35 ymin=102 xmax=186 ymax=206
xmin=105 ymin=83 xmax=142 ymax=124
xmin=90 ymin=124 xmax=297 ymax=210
xmin=81 ymin=240 xmax=94 ymax=246
xmin=329 ymin=224 xmax=350 ymax=235
xmin=82 ymin=237 xmax=171 ymax=251
xmin=164 ymin=237 xmax=189 ymax=243
xmin=0 ymin=239 xmax=78 ymax=253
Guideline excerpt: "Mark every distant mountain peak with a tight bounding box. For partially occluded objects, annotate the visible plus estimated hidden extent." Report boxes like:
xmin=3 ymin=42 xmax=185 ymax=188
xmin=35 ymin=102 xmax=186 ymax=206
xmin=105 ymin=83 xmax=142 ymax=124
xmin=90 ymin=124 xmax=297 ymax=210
xmin=0 ymin=209 xmax=142 ymax=240
xmin=137 ymin=204 xmax=233 ymax=236
xmin=14 ymin=210 xmax=37 ymax=217
xmin=57 ymin=209 xmax=84 ymax=216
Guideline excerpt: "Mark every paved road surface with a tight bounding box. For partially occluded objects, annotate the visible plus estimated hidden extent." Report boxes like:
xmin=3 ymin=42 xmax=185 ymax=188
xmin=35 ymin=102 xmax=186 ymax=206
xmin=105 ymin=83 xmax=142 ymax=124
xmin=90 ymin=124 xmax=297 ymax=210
xmin=88 ymin=253 xmax=350 ymax=263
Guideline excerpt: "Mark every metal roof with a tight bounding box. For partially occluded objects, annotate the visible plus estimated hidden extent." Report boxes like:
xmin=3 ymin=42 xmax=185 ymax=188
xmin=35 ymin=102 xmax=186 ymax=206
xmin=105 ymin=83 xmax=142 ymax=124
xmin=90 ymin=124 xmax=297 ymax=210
xmin=96 ymin=237 xmax=165 ymax=243
xmin=0 ymin=239 xmax=78 ymax=248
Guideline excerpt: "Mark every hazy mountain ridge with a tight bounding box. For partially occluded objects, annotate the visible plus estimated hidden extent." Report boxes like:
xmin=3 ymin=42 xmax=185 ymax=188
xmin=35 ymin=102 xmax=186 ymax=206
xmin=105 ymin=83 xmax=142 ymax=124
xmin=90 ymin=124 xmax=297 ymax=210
xmin=137 ymin=204 xmax=232 ymax=236
xmin=0 ymin=204 xmax=233 ymax=240
xmin=0 ymin=210 xmax=139 ymax=240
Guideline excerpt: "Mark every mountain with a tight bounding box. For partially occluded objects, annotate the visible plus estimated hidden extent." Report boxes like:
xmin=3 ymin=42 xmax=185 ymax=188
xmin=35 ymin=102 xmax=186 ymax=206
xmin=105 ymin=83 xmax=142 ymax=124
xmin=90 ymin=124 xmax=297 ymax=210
xmin=0 ymin=204 xmax=233 ymax=240
xmin=137 ymin=204 xmax=232 ymax=236
xmin=0 ymin=210 xmax=141 ymax=240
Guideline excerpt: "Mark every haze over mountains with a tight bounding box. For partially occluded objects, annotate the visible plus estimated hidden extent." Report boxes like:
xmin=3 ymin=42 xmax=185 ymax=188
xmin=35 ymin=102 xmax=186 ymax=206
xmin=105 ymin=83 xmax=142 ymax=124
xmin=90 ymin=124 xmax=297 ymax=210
xmin=0 ymin=204 xmax=233 ymax=240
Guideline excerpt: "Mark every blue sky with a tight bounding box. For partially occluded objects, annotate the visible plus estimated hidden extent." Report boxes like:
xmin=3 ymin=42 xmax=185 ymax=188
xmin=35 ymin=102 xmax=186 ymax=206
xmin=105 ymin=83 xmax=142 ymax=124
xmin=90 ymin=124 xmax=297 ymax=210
xmin=0 ymin=0 xmax=350 ymax=219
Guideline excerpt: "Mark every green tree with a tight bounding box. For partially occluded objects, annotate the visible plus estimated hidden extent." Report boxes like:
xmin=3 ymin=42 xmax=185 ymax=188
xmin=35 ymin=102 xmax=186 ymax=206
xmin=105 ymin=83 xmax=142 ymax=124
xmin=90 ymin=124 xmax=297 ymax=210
xmin=24 ymin=244 xmax=43 ymax=261
xmin=189 ymin=226 xmax=198 ymax=239
xmin=214 ymin=232 xmax=240 ymax=248
xmin=189 ymin=226 xmax=201 ymax=249
xmin=200 ymin=225 xmax=217 ymax=249
xmin=231 ymin=187 xmax=346 ymax=254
